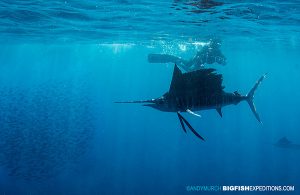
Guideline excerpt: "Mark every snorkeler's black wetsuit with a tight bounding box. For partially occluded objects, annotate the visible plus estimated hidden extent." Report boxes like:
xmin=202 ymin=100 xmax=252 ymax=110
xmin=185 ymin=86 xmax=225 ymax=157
xmin=148 ymin=40 xmax=226 ymax=72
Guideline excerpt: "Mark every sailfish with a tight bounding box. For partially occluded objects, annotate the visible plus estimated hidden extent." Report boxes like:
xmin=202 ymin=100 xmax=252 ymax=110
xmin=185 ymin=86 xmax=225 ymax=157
xmin=116 ymin=65 xmax=266 ymax=141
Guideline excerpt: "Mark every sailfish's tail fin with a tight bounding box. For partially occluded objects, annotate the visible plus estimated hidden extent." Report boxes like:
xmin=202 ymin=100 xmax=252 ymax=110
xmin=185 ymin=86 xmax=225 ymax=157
xmin=246 ymin=73 xmax=267 ymax=123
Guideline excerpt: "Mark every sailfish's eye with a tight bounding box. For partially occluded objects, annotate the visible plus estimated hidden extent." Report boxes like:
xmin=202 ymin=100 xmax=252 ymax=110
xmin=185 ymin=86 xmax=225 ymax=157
xmin=156 ymin=98 xmax=164 ymax=104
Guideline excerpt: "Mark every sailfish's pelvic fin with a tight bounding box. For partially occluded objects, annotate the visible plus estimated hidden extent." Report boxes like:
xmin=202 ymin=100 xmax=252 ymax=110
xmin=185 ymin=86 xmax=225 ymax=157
xmin=177 ymin=112 xmax=187 ymax=133
xmin=177 ymin=112 xmax=205 ymax=141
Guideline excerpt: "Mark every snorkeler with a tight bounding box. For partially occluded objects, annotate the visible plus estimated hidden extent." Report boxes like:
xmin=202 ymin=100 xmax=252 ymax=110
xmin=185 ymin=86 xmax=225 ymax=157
xmin=148 ymin=38 xmax=226 ymax=72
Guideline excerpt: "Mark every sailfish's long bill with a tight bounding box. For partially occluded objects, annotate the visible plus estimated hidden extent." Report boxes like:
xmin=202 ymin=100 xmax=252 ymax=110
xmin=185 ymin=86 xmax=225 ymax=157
xmin=115 ymin=65 xmax=266 ymax=141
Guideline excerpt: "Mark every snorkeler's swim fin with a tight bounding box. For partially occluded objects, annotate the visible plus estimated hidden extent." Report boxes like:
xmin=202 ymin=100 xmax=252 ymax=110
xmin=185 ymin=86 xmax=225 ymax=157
xmin=148 ymin=54 xmax=188 ymax=65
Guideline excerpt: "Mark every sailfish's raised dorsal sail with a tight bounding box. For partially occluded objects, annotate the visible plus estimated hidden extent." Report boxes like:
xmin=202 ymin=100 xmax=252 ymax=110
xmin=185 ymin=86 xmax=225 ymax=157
xmin=168 ymin=65 xmax=224 ymax=96
xmin=169 ymin=64 xmax=185 ymax=94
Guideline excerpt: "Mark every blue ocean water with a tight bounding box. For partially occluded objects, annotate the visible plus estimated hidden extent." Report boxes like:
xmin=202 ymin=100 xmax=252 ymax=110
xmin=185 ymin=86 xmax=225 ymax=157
xmin=0 ymin=0 xmax=300 ymax=194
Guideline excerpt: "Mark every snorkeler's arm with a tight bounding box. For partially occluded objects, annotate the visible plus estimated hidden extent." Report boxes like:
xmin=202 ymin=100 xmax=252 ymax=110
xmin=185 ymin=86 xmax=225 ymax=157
xmin=148 ymin=54 xmax=187 ymax=65
xmin=185 ymin=51 xmax=205 ymax=68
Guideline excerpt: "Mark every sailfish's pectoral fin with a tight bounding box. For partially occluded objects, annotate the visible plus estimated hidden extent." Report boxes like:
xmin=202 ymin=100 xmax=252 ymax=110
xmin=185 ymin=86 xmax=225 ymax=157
xmin=177 ymin=112 xmax=205 ymax=141
xmin=216 ymin=107 xmax=222 ymax=117
xmin=186 ymin=109 xmax=201 ymax=117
